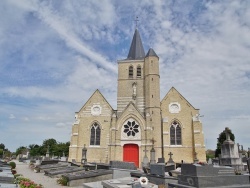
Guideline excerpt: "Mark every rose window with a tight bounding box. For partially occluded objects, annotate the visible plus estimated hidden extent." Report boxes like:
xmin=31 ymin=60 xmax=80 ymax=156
xmin=123 ymin=121 xmax=139 ymax=137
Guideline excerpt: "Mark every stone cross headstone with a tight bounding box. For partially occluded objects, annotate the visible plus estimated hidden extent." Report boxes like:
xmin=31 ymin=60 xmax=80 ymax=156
xmin=46 ymin=145 xmax=50 ymax=158
xmin=142 ymin=149 xmax=149 ymax=167
xmin=167 ymin=152 xmax=175 ymax=164
xmin=81 ymin=144 xmax=87 ymax=165
xmin=150 ymin=138 xmax=156 ymax=164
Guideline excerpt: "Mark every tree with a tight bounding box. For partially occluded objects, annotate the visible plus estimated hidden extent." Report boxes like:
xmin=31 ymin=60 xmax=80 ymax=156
xmin=215 ymin=128 xmax=235 ymax=157
xmin=206 ymin=149 xmax=215 ymax=160
xmin=0 ymin=143 xmax=5 ymax=150
xmin=16 ymin=146 xmax=27 ymax=156
xmin=42 ymin=138 xmax=57 ymax=156
xmin=29 ymin=144 xmax=41 ymax=157
xmin=53 ymin=142 xmax=70 ymax=157
xmin=0 ymin=149 xmax=3 ymax=158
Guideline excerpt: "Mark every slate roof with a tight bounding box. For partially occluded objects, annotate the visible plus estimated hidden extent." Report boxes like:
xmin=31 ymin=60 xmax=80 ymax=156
xmin=145 ymin=48 xmax=159 ymax=58
xmin=127 ymin=29 xmax=145 ymax=60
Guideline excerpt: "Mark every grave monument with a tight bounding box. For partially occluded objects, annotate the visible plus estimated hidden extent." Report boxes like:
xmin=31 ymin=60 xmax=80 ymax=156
xmin=219 ymin=127 xmax=244 ymax=171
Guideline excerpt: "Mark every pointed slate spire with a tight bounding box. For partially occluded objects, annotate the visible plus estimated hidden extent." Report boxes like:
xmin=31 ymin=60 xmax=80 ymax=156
xmin=127 ymin=29 xmax=145 ymax=60
xmin=145 ymin=48 xmax=159 ymax=59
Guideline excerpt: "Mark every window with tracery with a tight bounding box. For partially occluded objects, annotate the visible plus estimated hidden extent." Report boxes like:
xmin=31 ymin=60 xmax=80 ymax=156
xmin=90 ymin=123 xmax=101 ymax=145
xmin=170 ymin=121 xmax=182 ymax=145
xmin=137 ymin=66 xmax=141 ymax=78
xmin=129 ymin=66 xmax=133 ymax=78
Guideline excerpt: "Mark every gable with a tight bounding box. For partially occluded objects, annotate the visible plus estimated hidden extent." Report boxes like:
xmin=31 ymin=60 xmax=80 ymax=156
xmin=116 ymin=102 xmax=145 ymax=131
xmin=77 ymin=89 xmax=113 ymax=118
xmin=161 ymin=87 xmax=199 ymax=115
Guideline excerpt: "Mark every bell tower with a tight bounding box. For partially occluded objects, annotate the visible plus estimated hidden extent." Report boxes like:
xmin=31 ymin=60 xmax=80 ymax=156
xmin=117 ymin=29 xmax=146 ymax=116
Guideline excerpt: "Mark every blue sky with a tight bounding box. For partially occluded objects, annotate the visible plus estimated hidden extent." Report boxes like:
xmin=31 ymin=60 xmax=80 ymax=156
xmin=0 ymin=0 xmax=250 ymax=152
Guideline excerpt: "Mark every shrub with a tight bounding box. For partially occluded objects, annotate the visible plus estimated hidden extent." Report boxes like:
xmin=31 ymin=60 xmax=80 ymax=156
xmin=57 ymin=176 xmax=68 ymax=186
xmin=9 ymin=161 xmax=16 ymax=169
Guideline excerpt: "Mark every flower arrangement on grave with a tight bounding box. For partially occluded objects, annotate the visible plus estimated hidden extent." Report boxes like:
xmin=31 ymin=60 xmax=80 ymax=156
xmin=234 ymin=170 xmax=242 ymax=175
xmin=11 ymin=169 xmax=17 ymax=175
xmin=57 ymin=176 xmax=68 ymax=186
xmin=29 ymin=162 xmax=35 ymax=169
xmin=15 ymin=176 xmax=43 ymax=188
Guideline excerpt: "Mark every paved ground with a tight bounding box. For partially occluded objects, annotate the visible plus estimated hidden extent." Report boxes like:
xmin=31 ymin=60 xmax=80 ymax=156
xmin=15 ymin=160 xmax=82 ymax=188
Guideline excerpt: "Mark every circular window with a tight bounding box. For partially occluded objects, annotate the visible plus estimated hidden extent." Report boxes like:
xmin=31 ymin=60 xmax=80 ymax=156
xmin=123 ymin=120 xmax=139 ymax=137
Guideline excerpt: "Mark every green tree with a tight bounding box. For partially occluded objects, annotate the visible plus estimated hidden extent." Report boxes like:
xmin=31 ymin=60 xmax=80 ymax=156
xmin=53 ymin=142 xmax=70 ymax=157
xmin=29 ymin=144 xmax=41 ymax=157
xmin=215 ymin=128 xmax=235 ymax=157
xmin=15 ymin=146 xmax=26 ymax=156
xmin=0 ymin=149 xmax=3 ymax=158
xmin=42 ymin=138 xmax=57 ymax=156
xmin=0 ymin=143 xmax=5 ymax=150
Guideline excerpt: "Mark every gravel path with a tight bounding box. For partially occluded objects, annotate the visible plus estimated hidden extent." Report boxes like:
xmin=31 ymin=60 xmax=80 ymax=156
xmin=14 ymin=160 xmax=82 ymax=188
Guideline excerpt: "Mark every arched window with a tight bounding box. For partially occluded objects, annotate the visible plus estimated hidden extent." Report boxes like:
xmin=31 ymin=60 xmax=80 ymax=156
xmin=137 ymin=66 xmax=141 ymax=78
xmin=170 ymin=121 xmax=182 ymax=145
xmin=90 ymin=123 xmax=101 ymax=145
xmin=129 ymin=66 xmax=133 ymax=78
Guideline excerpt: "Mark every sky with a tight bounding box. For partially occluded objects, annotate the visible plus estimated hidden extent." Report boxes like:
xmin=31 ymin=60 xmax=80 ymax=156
xmin=0 ymin=0 xmax=250 ymax=152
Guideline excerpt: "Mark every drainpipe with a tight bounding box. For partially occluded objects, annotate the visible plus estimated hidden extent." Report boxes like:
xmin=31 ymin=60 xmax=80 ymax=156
xmin=191 ymin=113 xmax=196 ymax=162
xmin=161 ymin=110 xmax=164 ymax=159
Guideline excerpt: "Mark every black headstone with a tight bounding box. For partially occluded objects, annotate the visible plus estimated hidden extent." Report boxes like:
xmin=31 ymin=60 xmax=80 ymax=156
xmin=150 ymin=164 xmax=165 ymax=177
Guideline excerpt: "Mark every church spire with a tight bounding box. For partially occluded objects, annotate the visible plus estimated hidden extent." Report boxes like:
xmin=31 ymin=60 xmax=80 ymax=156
xmin=127 ymin=28 xmax=145 ymax=60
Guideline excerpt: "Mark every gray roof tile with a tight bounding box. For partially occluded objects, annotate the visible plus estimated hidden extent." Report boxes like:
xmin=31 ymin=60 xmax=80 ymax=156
xmin=145 ymin=48 xmax=159 ymax=58
xmin=127 ymin=29 xmax=145 ymax=60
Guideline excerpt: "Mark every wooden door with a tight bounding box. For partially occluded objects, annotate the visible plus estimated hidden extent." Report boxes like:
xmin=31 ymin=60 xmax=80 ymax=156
xmin=123 ymin=144 xmax=139 ymax=167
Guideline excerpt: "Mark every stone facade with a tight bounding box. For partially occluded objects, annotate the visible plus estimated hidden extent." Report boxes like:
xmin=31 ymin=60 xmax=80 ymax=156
xmin=68 ymin=29 xmax=206 ymax=167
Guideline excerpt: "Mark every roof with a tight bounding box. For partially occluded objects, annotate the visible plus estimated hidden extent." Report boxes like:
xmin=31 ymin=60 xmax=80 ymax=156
xmin=145 ymin=48 xmax=159 ymax=58
xmin=126 ymin=29 xmax=145 ymax=60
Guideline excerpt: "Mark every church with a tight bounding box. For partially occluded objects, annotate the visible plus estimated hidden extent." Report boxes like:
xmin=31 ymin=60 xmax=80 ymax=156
xmin=68 ymin=28 xmax=206 ymax=167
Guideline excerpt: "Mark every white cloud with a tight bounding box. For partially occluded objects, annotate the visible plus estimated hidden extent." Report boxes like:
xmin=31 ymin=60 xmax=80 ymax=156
xmin=9 ymin=114 xmax=16 ymax=119
xmin=0 ymin=1 xmax=249 ymax=152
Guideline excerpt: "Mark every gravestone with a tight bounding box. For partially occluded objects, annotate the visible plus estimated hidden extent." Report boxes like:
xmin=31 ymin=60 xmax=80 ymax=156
xmin=63 ymin=169 xmax=113 ymax=187
xmin=167 ymin=152 xmax=175 ymax=166
xmin=212 ymin=158 xmax=219 ymax=165
xmin=110 ymin=161 xmax=137 ymax=170
xmin=142 ymin=149 xmax=149 ymax=168
xmin=36 ymin=162 xmax=68 ymax=172
xmin=219 ymin=127 xmax=244 ymax=171
xmin=207 ymin=158 xmax=212 ymax=165
xmin=0 ymin=173 xmax=14 ymax=184
xmin=102 ymin=177 xmax=158 ymax=188
xmin=147 ymin=163 xmax=178 ymax=186
xmin=110 ymin=161 xmax=140 ymax=179
xmin=247 ymin=158 xmax=250 ymax=173
xmin=0 ymin=183 xmax=17 ymax=188
xmin=44 ymin=166 xmax=84 ymax=177
xmin=150 ymin=148 xmax=156 ymax=164
xmin=168 ymin=163 xmax=250 ymax=188
xmin=150 ymin=164 xmax=165 ymax=177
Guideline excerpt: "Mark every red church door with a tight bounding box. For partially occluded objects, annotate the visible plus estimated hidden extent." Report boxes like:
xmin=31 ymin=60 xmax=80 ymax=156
xmin=123 ymin=144 xmax=139 ymax=167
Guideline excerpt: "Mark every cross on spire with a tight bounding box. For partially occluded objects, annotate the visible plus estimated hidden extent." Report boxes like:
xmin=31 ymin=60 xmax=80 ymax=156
xmin=135 ymin=16 xmax=139 ymax=28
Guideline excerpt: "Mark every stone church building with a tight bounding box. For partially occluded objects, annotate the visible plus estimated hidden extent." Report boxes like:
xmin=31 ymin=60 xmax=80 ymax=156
xmin=68 ymin=28 xmax=206 ymax=167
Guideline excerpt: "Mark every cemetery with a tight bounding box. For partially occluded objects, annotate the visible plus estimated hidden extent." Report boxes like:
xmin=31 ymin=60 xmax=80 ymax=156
xmin=1 ymin=127 xmax=248 ymax=188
